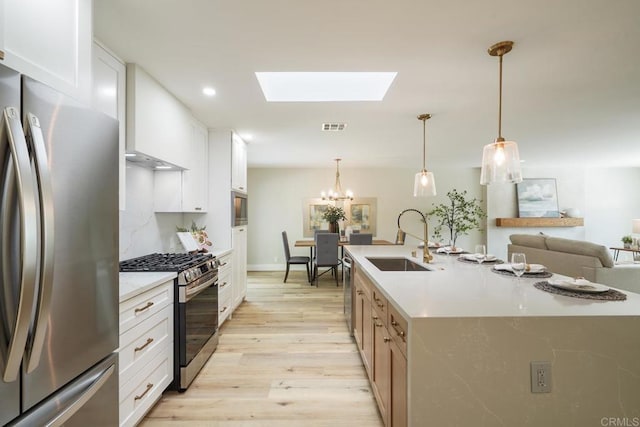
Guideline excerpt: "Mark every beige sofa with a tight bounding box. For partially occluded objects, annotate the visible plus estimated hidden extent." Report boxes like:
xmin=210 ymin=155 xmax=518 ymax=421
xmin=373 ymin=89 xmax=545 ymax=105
xmin=507 ymin=234 xmax=640 ymax=294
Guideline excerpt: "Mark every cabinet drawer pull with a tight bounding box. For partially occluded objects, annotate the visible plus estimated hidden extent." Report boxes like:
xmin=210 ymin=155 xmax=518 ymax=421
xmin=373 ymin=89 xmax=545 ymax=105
xmin=221 ymin=306 xmax=228 ymax=313
xmin=390 ymin=320 xmax=406 ymax=341
xmin=372 ymin=315 xmax=378 ymax=320
xmin=134 ymin=383 xmax=153 ymax=401
xmin=134 ymin=337 xmax=154 ymax=352
xmin=219 ymin=262 xmax=228 ymax=267
xmin=374 ymin=322 xmax=383 ymax=328
xmin=220 ymin=281 xmax=228 ymax=288
xmin=356 ymin=290 xmax=363 ymax=295
xmin=134 ymin=301 xmax=154 ymax=313
xmin=375 ymin=298 xmax=384 ymax=308
xmin=195 ymin=207 xmax=202 ymax=210
xmin=383 ymin=337 xmax=391 ymax=343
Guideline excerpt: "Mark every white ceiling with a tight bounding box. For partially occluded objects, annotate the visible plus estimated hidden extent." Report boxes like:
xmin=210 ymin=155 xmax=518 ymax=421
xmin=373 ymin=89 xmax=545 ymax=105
xmin=94 ymin=0 xmax=640 ymax=169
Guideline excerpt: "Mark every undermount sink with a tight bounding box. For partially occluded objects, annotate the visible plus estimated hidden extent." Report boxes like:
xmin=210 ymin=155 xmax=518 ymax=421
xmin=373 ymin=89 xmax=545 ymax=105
xmin=366 ymin=257 xmax=430 ymax=272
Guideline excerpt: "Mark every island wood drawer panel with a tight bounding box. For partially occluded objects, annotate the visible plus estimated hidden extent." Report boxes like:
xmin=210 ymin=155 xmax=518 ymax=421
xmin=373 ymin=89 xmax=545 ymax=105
xmin=371 ymin=287 xmax=388 ymax=321
xmin=387 ymin=303 xmax=408 ymax=356
xmin=119 ymin=303 xmax=172 ymax=379
xmin=354 ymin=270 xmax=373 ymax=301
xmin=119 ymin=349 xmax=173 ymax=427
xmin=120 ymin=280 xmax=173 ymax=334
xmin=218 ymin=280 xmax=233 ymax=326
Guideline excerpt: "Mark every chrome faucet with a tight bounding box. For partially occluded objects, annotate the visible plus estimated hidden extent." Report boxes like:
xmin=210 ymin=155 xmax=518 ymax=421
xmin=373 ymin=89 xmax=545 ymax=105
xmin=397 ymin=208 xmax=433 ymax=263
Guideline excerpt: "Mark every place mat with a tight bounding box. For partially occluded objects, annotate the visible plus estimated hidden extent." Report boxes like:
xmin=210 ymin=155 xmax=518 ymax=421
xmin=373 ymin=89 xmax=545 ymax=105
xmin=490 ymin=268 xmax=553 ymax=278
xmin=534 ymin=281 xmax=627 ymax=301
xmin=457 ymin=257 xmax=504 ymax=265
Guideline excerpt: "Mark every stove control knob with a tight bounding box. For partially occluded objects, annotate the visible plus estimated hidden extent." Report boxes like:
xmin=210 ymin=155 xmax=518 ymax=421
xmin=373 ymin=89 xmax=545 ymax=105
xmin=184 ymin=271 xmax=191 ymax=282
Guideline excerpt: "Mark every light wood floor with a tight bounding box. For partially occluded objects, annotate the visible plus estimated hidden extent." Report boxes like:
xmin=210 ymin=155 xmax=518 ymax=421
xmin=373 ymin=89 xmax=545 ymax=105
xmin=141 ymin=270 xmax=384 ymax=427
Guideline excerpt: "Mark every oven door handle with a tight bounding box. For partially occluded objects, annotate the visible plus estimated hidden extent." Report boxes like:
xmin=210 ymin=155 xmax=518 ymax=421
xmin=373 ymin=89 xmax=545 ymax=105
xmin=185 ymin=275 xmax=217 ymax=302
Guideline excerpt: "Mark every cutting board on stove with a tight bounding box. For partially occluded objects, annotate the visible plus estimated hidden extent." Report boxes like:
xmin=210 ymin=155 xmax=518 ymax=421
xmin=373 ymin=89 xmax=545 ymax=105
xmin=177 ymin=232 xmax=199 ymax=252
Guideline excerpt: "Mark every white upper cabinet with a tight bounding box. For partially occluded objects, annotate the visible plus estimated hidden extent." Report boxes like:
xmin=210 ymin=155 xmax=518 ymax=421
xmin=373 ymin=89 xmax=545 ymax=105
xmin=182 ymin=120 xmax=209 ymax=212
xmin=92 ymin=41 xmax=126 ymax=210
xmin=231 ymin=134 xmax=247 ymax=192
xmin=1 ymin=0 xmax=92 ymax=103
xmin=126 ymin=63 xmax=190 ymax=169
xmin=153 ymin=119 xmax=208 ymax=213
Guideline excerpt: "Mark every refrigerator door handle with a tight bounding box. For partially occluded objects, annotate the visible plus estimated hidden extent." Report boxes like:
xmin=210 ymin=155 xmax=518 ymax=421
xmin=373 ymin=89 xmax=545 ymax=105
xmin=1 ymin=107 xmax=39 ymax=383
xmin=23 ymin=113 xmax=55 ymax=374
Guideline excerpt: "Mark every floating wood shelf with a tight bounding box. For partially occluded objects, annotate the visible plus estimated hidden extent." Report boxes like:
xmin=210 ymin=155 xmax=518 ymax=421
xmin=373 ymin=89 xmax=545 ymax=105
xmin=495 ymin=217 xmax=584 ymax=227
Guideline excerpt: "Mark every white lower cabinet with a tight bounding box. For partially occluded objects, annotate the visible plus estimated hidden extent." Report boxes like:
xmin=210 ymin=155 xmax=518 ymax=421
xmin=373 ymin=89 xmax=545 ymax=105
xmin=217 ymin=252 xmax=233 ymax=326
xmin=232 ymin=226 xmax=248 ymax=310
xmin=119 ymin=280 xmax=174 ymax=427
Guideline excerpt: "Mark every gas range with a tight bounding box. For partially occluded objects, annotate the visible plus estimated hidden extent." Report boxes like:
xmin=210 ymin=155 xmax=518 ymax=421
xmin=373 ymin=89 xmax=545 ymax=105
xmin=119 ymin=252 xmax=218 ymax=285
xmin=119 ymin=252 xmax=220 ymax=391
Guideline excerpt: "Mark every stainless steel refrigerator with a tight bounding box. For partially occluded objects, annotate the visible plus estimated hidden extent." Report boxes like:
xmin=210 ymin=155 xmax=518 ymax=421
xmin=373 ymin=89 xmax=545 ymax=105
xmin=0 ymin=63 xmax=119 ymax=426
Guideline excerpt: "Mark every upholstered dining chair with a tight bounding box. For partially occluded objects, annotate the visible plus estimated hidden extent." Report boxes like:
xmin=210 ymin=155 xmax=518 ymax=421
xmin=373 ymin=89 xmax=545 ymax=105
xmin=395 ymin=229 xmax=406 ymax=245
xmin=349 ymin=233 xmax=373 ymax=245
xmin=313 ymin=232 xmax=341 ymax=286
xmin=281 ymin=231 xmax=311 ymax=283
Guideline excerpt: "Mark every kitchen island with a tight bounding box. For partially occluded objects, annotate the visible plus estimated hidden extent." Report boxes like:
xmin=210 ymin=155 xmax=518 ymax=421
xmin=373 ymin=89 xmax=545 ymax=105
xmin=345 ymin=245 xmax=640 ymax=427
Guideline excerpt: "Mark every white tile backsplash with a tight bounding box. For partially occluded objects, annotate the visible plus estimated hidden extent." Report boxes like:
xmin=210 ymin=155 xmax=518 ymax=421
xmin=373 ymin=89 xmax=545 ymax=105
xmin=119 ymin=164 xmax=184 ymax=260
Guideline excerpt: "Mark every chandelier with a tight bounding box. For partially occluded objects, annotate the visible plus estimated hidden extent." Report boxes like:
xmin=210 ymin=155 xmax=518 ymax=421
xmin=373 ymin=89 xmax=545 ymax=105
xmin=480 ymin=40 xmax=523 ymax=185
xmin=321 ymin=158 xmax=354 ymax=201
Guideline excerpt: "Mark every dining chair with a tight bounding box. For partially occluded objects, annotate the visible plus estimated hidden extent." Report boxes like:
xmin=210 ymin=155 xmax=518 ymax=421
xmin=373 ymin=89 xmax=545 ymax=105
xmin=349 ymin=233 xmax=372 ymax=245
xmin=312 ymin=233 xmax=341 ymax=286
xmin=281 ymin=231 xmax=311 ymax=283
xmin=395 ymin=229 xmax=406 ymax=245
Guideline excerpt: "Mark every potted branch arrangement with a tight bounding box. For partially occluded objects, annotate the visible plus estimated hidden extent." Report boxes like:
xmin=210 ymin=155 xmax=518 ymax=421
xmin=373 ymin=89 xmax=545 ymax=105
xmin=322 ymin=205 xmax=347 ymax=234
xmin=428 ymin=189 xmax=486 ymax=248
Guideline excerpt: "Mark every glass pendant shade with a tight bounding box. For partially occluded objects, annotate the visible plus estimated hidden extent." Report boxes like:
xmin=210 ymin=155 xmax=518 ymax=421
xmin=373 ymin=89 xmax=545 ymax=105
xmin=414 ymin=170 xmax=436 ymax=197
xmin=479 ymin=140 xmax=522 ymax=185
xmin=480 ymin=41 xmax=523 ymax=186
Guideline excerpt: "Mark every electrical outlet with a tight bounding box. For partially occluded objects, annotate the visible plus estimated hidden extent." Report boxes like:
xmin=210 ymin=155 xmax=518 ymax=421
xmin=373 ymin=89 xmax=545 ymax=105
xmin=530 ymin=361 xmax=552 ymax=393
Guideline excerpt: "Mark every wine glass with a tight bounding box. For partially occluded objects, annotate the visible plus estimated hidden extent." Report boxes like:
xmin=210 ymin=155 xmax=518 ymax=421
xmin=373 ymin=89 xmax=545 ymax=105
xmin=474 ymin=244 xmax=486 ymax=265
xmin=511 ymin=253 xmax=527 ymax=279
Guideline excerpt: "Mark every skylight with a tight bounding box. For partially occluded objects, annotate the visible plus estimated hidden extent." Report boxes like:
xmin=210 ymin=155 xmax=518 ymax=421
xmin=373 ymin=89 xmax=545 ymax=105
xmin=255 ymin=72 xmax=397 ymax=102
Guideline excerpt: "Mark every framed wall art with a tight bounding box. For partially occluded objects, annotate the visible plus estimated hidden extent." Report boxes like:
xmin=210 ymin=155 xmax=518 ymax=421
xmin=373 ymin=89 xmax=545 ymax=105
xmin=516 ymin=178 xmax=560 ymax=218
xmin=302 ymin=198 xmax=378 ymax=237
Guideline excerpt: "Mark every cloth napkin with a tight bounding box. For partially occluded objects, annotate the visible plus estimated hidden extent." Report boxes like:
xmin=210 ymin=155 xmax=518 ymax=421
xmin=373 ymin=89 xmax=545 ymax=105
xmin=494 ymin=263 xmax=546 ymax=273
xmin=436 ymin=246 xmax=464 ymax=253
xmin=460 ymin=253 xmax=497 ymax=261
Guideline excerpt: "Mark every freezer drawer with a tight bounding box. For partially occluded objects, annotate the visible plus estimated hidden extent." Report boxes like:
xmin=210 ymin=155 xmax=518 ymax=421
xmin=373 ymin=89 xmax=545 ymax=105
xmin=8 ymin=353 xmax=118 ymax=427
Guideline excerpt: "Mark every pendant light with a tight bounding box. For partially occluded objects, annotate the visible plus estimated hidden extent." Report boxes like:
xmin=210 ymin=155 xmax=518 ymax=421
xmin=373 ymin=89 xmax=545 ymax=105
xmin=480 ymin=41 xmax=523 ymax=185
xmin=321 ymin=158 xmax=354 ymax=201
xmin=414 ymin=114 xmax=437 ymax=197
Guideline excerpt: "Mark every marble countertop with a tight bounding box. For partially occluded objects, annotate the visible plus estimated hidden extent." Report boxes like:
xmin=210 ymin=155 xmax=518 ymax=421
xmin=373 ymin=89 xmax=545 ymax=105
xmin=208 ymin=247 xmax=232 ymax=258
xmin=120 ymin=271 xmax=177 ymax=302
xmin=345 ymin=245 xmax=640 ymax=320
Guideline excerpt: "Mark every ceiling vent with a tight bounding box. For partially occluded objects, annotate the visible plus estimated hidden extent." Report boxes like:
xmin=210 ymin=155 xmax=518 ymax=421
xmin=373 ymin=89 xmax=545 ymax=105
xmin=322 ymin=123 xmax=347 ymax=131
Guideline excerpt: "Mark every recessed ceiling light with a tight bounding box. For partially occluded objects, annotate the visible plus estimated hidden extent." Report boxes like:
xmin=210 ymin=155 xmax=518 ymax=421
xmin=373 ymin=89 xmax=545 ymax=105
xmin=255 ymin=72 xmax=397 ymax=102
xmin=202 ymin=87 xmax=216 ymax=96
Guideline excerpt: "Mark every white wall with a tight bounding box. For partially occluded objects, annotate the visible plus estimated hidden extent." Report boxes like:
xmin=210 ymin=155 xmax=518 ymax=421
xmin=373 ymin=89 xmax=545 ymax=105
xmin=247 ymin=166 xmax=485 ymax=270
xmin=585 ymin=168 xmax=640 ymax=262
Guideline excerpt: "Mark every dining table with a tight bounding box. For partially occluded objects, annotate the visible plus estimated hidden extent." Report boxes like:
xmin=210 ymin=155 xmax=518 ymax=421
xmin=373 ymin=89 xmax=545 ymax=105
xmin=295 ymin=238 xmax=395 ymax=260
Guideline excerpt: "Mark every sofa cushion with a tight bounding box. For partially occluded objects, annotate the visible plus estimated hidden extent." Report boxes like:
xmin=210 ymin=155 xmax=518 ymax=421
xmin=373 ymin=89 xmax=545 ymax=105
xmin=509 ymin=234 xmax=547 ymax=249
xmin=545 ymin=237 xmax=614 ymax=268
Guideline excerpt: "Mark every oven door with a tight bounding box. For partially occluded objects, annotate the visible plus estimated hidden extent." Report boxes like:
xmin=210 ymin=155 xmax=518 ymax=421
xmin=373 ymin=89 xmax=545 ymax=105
xmin=178 ymin=273 xmax=218 ymax=367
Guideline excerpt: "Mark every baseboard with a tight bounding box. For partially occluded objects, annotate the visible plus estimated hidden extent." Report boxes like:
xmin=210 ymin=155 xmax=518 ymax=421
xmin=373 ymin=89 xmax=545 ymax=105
xmin=248 ymin=264 xmax=291 ymax=271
